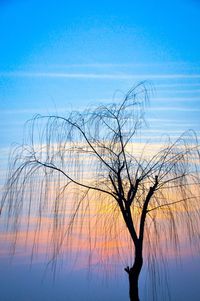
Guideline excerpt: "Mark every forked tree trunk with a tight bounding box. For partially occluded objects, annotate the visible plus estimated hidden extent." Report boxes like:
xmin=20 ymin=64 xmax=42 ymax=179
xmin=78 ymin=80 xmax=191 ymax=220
xmin=125 ymin=248 xmax=143 ymax=301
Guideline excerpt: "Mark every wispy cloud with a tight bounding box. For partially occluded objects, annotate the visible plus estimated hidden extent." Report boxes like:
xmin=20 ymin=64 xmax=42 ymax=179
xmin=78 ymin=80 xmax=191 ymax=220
xmin=0 ymin=107 xmax=70 ymax=115
xmin=156 ymin=89 xmax=200 ymax=94
xmin=1 ymin=71 xmax=200 ymax=80
xmin=29 ymin=61 xmax=200 ymax=69
xmin=151 ymin=106 xmax=200 ymax=112
xmin=1 ymin=103 xmax=200 ymax=115
xmin=153 ymin=97 xmax=200 ymax=102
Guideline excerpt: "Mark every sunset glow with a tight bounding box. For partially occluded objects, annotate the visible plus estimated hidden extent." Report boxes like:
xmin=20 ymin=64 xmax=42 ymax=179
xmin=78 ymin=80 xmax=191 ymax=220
xmin=1 ymin=1 xmax=200 ymax=300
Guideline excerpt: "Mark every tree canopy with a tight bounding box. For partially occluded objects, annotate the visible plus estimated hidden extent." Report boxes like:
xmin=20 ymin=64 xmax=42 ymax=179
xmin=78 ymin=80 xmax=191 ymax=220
xmin=2 ymin=83 xmax=200 ymax=300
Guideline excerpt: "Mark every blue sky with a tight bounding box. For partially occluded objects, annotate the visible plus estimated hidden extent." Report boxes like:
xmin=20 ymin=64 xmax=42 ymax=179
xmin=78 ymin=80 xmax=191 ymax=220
xmin=0 ymin=1 xmax=200 ymax=300
xmin=0 ymin=0 xmax=200 ymax=151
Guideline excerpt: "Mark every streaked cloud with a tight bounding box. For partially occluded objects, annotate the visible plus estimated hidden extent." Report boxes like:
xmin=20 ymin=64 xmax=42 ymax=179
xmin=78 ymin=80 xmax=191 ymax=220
xmin=150 ymin=106 xmax=200 ymax=112
xmin=1 ymin=71 xmax=200 ymax=80
xmin=153 ymin=97 xmax=200 ymax=102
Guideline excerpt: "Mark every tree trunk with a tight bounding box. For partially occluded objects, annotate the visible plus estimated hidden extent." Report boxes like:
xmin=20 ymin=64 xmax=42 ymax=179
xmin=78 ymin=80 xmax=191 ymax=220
xmin=128 ymin=266 xmax=141 ymax=301
xmin=125 ymin=247 xmax=143 ymax=301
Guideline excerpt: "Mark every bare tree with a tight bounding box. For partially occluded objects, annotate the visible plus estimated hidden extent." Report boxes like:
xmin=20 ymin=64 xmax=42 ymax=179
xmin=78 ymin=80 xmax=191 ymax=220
xmin=1 ymin=83 xmax=200 ymax=301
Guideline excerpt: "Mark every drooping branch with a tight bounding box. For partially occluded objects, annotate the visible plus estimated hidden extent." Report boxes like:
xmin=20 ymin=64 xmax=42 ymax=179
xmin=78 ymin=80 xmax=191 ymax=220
xmin=1 ymin=83 xmax=200 ymax=301
xmin=37 ymin=115 xmax=117 ymax=174
xmin=147 ymin=197 xmax=198 ymax=213
xmin=34 ymin=159 xmax=115 ymax=198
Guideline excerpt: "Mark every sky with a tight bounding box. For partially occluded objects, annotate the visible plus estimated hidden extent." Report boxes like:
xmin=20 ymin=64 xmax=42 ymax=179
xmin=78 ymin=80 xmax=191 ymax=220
xmin=0 ymin=0 xmax=200 ymax=150
xmin=0 ymin=0 xmax=200 ymax=300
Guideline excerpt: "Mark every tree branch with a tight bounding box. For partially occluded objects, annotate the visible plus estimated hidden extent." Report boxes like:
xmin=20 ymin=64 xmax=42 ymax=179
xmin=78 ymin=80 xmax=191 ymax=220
xmin=147 ymin=197 xmax=198 ymax=213
xmin=139 ymin=175 xmax=158 ymax=242
xmin=35 ymin=159 xmax=115 ymax=198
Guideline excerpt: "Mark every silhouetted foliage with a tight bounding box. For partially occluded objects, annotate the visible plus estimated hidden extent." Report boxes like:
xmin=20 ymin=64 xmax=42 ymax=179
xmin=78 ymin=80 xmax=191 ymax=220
xmin=2 ymin=83 xmax=200 ymax=301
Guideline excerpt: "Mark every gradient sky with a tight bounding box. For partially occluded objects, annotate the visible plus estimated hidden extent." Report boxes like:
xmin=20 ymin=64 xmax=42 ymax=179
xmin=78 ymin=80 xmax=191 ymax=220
xmin=0 ymin=0 xmax=200 ymax=149
xmin=0 ymin=0 xmax=200 ymax=300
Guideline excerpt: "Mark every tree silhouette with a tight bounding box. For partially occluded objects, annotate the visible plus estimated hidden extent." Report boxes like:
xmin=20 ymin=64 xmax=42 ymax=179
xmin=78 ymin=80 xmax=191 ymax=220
xmin=2 ymin=83 xmax=200 ymax=301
